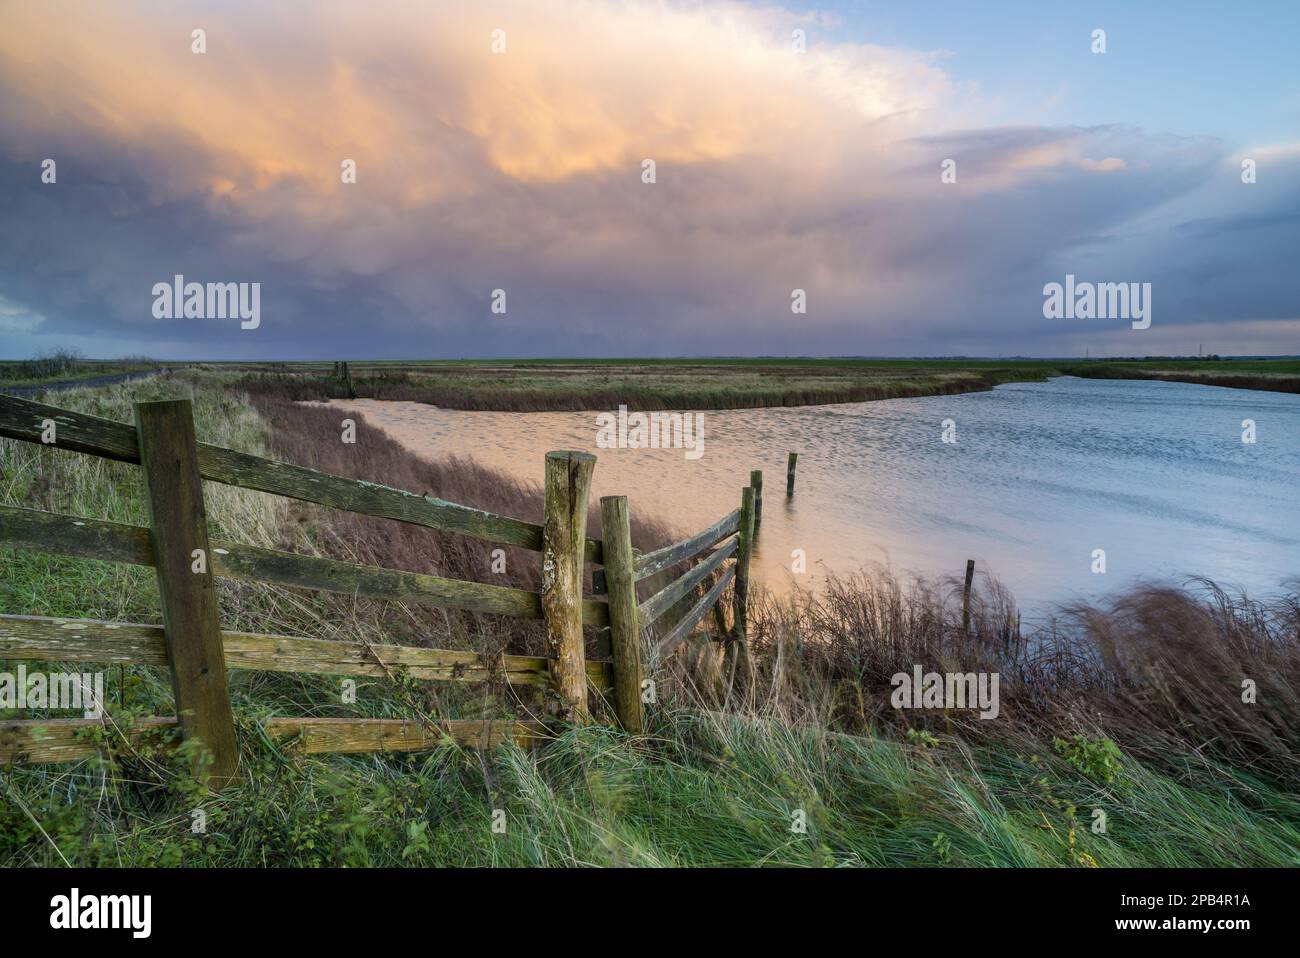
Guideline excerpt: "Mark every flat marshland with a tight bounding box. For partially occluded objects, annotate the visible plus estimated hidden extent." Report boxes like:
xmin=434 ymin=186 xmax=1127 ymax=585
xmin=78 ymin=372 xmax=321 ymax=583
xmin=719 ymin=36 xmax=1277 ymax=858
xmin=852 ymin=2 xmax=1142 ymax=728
xmin=1 ymin=372 xmax=1297 ymax=866
xmin=201 ymin=356 xmax=1300 ymax=411
xmin=7 ymin=354 xmax=1299 ymax=409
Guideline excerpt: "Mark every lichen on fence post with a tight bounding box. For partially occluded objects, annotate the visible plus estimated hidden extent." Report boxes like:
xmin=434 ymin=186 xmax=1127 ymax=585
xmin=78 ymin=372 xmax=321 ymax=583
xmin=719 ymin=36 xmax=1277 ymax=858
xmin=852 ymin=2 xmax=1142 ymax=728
xmin=542 ymin=450 xmax=596 ymax=723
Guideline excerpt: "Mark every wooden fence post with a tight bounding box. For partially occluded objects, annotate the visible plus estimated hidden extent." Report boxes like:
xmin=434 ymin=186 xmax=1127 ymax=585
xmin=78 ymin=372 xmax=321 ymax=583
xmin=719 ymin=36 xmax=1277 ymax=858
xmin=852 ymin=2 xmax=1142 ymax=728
xmin=731 ymin=485 xmax=756 ymax=642
xmin=599 ymin=495 xmax=643 ymax=734
xmin=542 ymin=451 xmax=596 ymax=723
xmin=709 ymin=568 xmax=730 ymax=636
xmin=134 ymin=399 xmax=239 ymax=787
xmin=962 ymin=558 xmax=975 ymax=633
xmin=724 ymin=485 xmax=757 ymax=699
xmin=750 ymin=469 xmax=763 ymax=531
xmin=786 ymin=452 xmax=798 ymax=498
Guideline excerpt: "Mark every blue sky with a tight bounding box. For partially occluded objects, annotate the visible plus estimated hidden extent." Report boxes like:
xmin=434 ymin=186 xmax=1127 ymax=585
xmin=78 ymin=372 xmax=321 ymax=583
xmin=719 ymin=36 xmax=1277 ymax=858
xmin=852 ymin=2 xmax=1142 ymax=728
xmin=1 ymin=0 xmax=1297 ymax=359
xmin=807 ymin=0 xmax=1300 ymax=145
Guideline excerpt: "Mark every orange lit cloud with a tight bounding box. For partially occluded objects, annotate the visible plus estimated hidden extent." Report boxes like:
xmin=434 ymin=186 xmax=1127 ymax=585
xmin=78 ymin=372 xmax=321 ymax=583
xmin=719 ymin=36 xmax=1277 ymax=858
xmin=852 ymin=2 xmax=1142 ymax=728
xmin=0 ymin=1 xmax=950 ymax=196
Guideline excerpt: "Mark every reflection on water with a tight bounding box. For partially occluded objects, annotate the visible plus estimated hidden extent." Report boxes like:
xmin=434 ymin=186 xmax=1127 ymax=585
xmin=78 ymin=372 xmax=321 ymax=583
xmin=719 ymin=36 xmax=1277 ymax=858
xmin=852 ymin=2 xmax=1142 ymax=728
xmin=328 ymin=377 xmax=1299 ymax=613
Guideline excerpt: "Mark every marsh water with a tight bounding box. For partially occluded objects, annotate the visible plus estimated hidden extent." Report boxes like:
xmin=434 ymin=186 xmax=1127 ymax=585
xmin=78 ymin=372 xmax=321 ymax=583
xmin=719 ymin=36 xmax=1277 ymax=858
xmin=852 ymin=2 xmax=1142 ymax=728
xmin=329 ymin=378 xmax=1299 ymax=614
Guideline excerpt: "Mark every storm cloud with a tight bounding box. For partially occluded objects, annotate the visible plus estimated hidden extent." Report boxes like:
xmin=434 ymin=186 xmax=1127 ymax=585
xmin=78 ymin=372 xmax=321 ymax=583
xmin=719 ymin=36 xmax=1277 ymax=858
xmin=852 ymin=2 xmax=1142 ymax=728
xmin=1 ymin=0 xmax=1296 ymax=358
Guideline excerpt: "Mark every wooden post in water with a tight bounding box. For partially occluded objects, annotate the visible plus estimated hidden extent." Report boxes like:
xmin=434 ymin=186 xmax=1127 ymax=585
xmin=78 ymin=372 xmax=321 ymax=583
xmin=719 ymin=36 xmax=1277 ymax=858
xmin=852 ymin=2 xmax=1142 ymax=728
xmin=599 ymin=495 xmax=643 ymax=734
xmin=962 ymin=559 xmax=976 ymax=633
xmin=786 ymin=452 xmax=798 ymax=498
xmin=134 ymin=399 xmax=239 ymax=788
xmin=750 ymin=469 xmax=763 ymax=531
xmin=542 ymin=451 xmax=596 ymax=724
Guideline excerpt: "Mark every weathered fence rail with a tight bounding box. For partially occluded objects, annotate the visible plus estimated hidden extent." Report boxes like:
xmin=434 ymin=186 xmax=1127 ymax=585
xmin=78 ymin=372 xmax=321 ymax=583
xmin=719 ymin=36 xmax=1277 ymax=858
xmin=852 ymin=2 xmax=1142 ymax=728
xmin=0 ymin=614 xmax=614 ymax=688
xmin=1 ymin=716 xmax=548 ymax=764
xmin=0 ymin=395 xmax=604 ymax=561
xmin=0 ymin=505 xmax=609 ymax=623
xmin=0 ymin=393 xmax=759 ymax=782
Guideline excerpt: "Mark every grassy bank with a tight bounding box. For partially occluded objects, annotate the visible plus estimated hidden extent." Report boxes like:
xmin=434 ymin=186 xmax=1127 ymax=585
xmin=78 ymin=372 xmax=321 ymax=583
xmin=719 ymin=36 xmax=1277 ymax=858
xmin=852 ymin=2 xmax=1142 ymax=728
xmin=1064 ymin=359 xmax=1300 ymax=394
xmin=6 ymin=707 xmax=1297 ymax=867
xmin=0 ymin=352 xmax=162 ymax=389
xmin=2 ymin=373 xmax=1297 ymax=867
xmin=200 ymin=357 xmax=1300 ymax=411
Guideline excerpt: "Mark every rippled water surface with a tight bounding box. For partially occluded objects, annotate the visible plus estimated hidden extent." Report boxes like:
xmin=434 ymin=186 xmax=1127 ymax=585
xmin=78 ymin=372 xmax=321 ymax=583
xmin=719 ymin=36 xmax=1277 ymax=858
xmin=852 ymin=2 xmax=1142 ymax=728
xmin=330 ymin=377 xmax=1299 ymax=612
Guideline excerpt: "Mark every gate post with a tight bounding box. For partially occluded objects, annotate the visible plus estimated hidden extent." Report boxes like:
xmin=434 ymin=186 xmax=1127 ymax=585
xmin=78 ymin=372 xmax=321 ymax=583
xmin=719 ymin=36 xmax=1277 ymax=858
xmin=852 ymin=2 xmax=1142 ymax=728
xmin=600 ymin=495 xmax=643 ymax=734
xmin=542 ymin=451 xmax=596 ymax=723
xmin=724 ymin=484 xmax=757 ymax=699
xmin=134 ymin=399 xmax=239 ymax=787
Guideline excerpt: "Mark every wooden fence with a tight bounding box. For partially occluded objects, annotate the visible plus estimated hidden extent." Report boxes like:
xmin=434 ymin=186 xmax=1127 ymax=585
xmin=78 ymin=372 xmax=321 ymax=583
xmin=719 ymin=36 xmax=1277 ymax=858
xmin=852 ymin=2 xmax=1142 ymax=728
xmin=0 ymin=393 xmax=755 ymax=785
